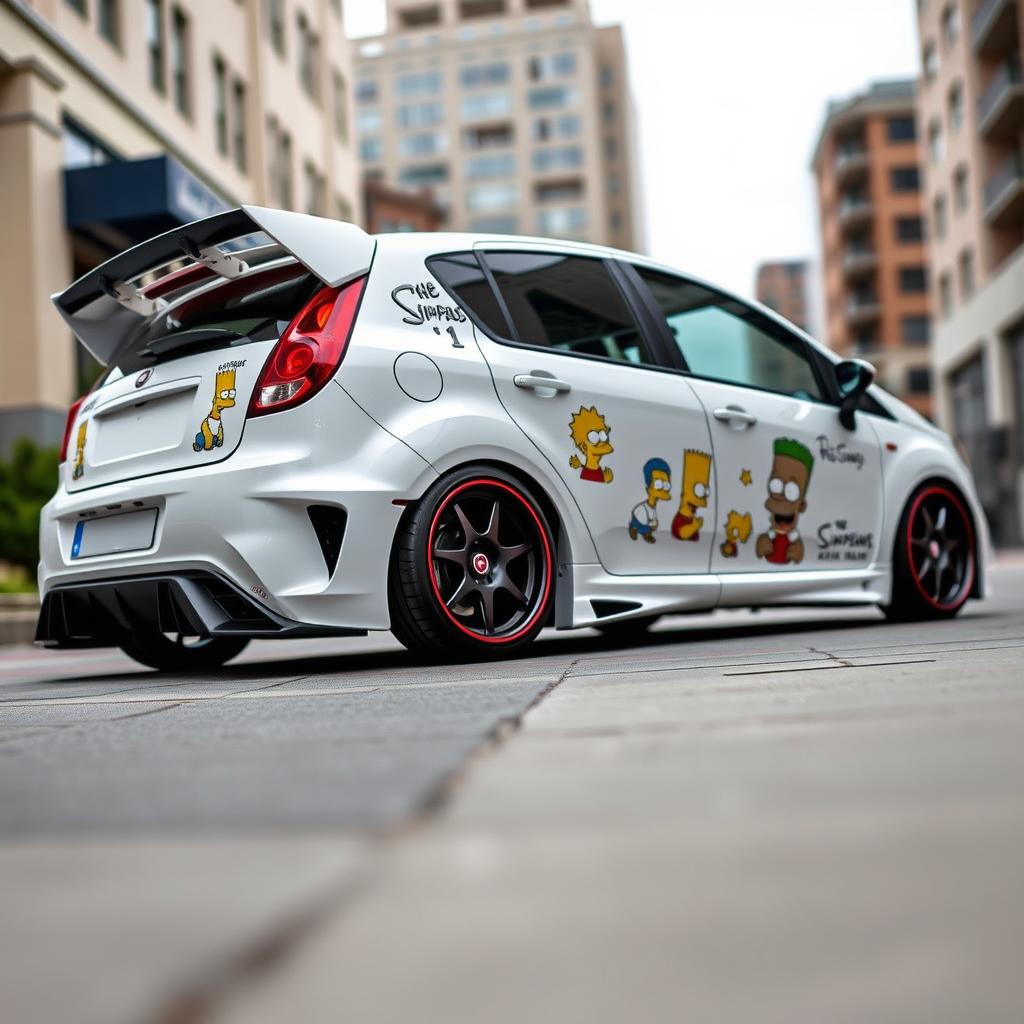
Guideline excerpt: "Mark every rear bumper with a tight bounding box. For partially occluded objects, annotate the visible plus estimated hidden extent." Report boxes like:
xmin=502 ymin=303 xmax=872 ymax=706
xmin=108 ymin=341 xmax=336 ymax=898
xmin=36 ymin=571 xmax=366 ymax=648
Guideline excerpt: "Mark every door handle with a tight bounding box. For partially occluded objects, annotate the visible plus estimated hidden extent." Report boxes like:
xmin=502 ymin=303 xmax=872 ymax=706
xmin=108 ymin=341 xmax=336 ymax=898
xmin=713 ymin=405 xmax=757 ymax=428
xmin=513 ymin=373 xmax=572 ymax=394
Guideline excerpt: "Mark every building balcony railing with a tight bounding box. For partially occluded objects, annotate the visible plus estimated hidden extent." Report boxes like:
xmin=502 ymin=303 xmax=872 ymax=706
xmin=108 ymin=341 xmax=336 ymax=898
xmin=842 ymin=248 xmax=878 ymax=278
xmin=837 ymin=198 xmax=873 ymax=229
xmin=846 ymin=295 xmax=882 ymax=324
xmin=835 ymin=146 xmax=869 ymax=183
xmin=978 ymin=56 xmax=1024 ymax=139
xmin=972 ymin=0 xmax=1018 ymax=58
xmin=983 ymin=149 xmax=1024 ymax=227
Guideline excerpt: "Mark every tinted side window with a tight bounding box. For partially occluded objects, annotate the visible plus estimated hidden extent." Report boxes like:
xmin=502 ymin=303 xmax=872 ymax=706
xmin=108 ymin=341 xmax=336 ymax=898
xmin=483 ymin=252 xmax=650 ymax=366
xmin=427 ymin=252 xmax=510 ymax=337
xmin=636 ymin=267 xmax=823 ymax=401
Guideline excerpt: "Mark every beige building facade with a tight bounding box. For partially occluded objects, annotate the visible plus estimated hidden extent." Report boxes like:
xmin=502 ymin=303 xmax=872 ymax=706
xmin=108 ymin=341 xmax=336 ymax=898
xmin=353 ymin=0 xmax=642 ymax=251
xmin=915 ymin=0 xmax=1024 ymax=546
xmin=812 ymin=80 xmax=934 ymax=419
xmin=0 ymin=0 xmax=360 ymax=452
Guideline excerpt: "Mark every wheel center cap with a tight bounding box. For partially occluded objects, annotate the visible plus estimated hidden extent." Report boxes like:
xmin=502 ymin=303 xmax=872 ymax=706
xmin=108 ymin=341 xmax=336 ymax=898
xmin=929 ymin=539 xmax=941 ymax=559
xmin=472 ymin=552 xmax=490 ymax=575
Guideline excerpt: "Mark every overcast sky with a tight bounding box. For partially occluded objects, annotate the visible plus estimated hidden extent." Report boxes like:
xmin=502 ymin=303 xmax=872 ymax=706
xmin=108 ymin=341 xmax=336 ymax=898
xmin=346 ymin=0 xmax=921 ymax=300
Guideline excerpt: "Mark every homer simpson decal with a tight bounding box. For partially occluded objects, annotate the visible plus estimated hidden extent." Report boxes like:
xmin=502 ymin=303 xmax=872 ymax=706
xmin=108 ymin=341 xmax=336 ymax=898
xmin=568 ymin=406 xmax=614 ymax=483
xmin=628 ymin=458 xmax=671 ymax=543
xmin=671 ymin=449 xmax=712 ymax=541
xmin=71 ymin=420 xmax=87 ymax=481
xmin=193 ymin=365 xmax=238 ymax=453
xmin=755 ymin=438 xmax=814 ymax=565
xmin=720 ymin=510 xmax=753 ymax=558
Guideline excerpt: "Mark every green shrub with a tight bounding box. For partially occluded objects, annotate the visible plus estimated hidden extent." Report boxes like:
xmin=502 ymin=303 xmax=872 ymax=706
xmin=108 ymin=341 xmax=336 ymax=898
xmin=0 ymin=439 xmax=59 ymax=574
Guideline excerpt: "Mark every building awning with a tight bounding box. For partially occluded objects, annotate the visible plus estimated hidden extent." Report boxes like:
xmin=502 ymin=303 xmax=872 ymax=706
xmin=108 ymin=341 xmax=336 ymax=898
xmin=64 ymin=154 xmax=230 ymax=253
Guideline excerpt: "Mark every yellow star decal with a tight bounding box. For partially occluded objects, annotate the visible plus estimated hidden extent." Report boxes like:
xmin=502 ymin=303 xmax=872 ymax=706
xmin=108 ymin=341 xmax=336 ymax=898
xmin=740 ymin=469 xmax=752 ymax=487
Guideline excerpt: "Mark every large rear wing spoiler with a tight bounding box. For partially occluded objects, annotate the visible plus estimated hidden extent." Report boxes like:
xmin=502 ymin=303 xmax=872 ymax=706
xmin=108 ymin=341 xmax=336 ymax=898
xmin=53 ymin=205 xmax=376 ymax=365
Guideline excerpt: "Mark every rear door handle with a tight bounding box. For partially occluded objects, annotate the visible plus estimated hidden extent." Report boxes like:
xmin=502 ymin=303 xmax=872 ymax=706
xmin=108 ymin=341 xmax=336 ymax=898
xmin=514 ymin=373 xmax=572 ymax=394
xmin=713 ymin=405 xmax=757 ymax=428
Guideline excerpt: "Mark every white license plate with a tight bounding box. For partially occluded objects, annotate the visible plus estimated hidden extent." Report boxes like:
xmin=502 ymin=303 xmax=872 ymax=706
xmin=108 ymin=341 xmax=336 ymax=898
xmin=70 ymin=509 xmax=158 ymax=559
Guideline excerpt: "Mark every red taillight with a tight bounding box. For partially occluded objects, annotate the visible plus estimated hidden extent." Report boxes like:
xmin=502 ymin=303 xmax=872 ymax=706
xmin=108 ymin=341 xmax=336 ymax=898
xmin=248 ymin=276 xmax=366 ymax=417
xmin=59 ymin=395 xmax=86 ymax=463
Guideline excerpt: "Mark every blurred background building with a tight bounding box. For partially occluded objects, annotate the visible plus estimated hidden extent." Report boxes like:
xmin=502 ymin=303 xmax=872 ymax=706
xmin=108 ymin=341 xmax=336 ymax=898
xmin=0 ymin=0 xmax=360 ymax=452
xmin=755 ymin=259 xmax=810 ymax=332
xmin=914 ymin=0 xmax=1024 ymax=546
xmin=812 ymin=79 xmax=934 ymax=418
xmin=353 ymin=0 xmax=642 ymax=250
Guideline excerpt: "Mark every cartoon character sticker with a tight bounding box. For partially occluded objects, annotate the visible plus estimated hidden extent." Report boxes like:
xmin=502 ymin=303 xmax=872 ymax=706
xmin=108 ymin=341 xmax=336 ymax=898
xmin=193 ymin=367 xmax=237 ymax=452
xmin=71 ymin=420 xmax=87 ymax=480
xmin=671 ymin=449 xmax=712 ymax=541
xmin=755 ymin=437 xmax=814 ymax=565
xmin=628 ymin=458 xmax=671 ymax=544
xmin=719 ymin=510 xmax=752 ymax=558
xmin=569 ymin=406 xmax=614 ymax=483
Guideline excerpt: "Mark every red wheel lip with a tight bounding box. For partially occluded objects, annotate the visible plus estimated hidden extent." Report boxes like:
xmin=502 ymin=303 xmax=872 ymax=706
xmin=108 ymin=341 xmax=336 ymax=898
xmin=904 ymin=485 xmax=975 ymax=612
xmin=427 ymin=477 xmax=554 ymax=645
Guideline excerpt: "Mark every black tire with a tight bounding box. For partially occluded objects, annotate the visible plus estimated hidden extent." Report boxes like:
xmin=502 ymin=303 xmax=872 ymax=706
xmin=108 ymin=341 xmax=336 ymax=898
xmin=594 ymin=615 xmax=661 ymax=639
xmin=119 ymin=631 xmax=250 ymax=671
xmin=883 ymin=481 xmax=976 ymax=622
xmin=389 ymin=467 xmax=556 ymax=659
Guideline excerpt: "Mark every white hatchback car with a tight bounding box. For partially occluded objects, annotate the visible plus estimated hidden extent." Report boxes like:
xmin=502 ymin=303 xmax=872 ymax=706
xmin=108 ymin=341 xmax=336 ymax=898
xmin=37 ymin=207 xmax=988 ymax=670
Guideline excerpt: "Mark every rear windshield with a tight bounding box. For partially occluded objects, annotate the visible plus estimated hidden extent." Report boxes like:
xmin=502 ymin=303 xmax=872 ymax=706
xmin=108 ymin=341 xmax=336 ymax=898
xmin=101 ymin=263 xmax=319 ymax=382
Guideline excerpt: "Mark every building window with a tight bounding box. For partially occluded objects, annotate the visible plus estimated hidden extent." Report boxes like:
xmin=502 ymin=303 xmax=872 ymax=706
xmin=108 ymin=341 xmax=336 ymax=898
xmin=933 ymin=193 xmax=948 ymax=239
xmin=941 ymin=4 xmax=960 ymax=48
xmin=461 ymin=92 xmax=512 ymax=121
xmin=923 ymin=42 xmax=938 ymax=82
xmin=232 ymin=78 xmax=247 ymax=172
xmin=896 ymin=215 xmax=925 ymax=242
xmin=954 ymin=164 xmax=969 ymax=211
xmin=98 ymin=0 xmax=119 ymax=45
xmin=466 ymin=151 xmax=516 ymax=178
xmin=948 ymin=81 xmax=964 ymax=133
xmin=888 ymin=115 xmax=917 ymax=142
xmin=146 ymin=0 xmax=165 ymax=94
xmin=398 ymin=101 xmax=444 ymax=128
xmin=906 ymin=367 xmax=933 ymax=395
xmin=601 ymin=65 xmax=613 ymax=88
xmin=528 ymin=51 xmax=577 ymax=81
xmin=213 ymin=56 xmax=228 ymax=155
xmin=397 ymin=70 xmax=442 ymax=97
xmin=460 ymin=62 xmax=510 ymax=88
xmin=928 ymin=119 xmax=944 ymax=164
xmin=527 ymin=85 xmax=578 ymax=109
xmin=532 ymin=145 xmax=581 ymax=173
xmin=170 ymin=6 xmax=190 ymax=116
xmin=902 ymin=315 xmax=931 ymax=345
xmin=333 ymin=70 xmax=348 ymax=142
xmin=357 ymin=108 xmax=382 ymax=135
xmin=890 ymin=166 xmax=921 ymax=193
xmin=297 ymin=12 xmax=320 ymax=102
xmin=266 ymin=0 xmax=285 ymax=56
xmin=958 ymin=248 xmax=975 ymax=300
xmin=400 ymin=130 xmax=448 ymax=158
xmin=356 ymin=79 xmax=378 ymax=104
xmin=279 ymin=131 xmax=293 ymax=207
xmin=938 ymin=271 xmax=953 ymax=318
xmin=605 ymin=137 xmax=617 ymax=159
xmin=63 ymin=118 xmax=116 ymax=169
xmin=467 ymin=181 xmax=517 ymax=212
xmin=603 ymin=101 xmax=615 ymax=124
xmin=899 ymin=266 xmax=928 ymax=293
xmin=304 ymin=161 xmax=325 ymax=216
xmin=360 ymin=137 xmax=382 ymax=162
xmin=399 ymin=163 xmax=449 ymax=188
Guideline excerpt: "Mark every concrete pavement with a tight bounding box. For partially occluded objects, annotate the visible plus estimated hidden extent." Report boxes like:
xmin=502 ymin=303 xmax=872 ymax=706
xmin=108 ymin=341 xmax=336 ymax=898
xmin=2 ymin=566 xmax=1023 ymax=1022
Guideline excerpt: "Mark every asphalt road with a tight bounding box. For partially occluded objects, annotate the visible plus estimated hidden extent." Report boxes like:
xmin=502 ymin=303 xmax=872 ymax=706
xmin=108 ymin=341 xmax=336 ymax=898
xmin=2 ymin=562 xmax=1023 ymax=1023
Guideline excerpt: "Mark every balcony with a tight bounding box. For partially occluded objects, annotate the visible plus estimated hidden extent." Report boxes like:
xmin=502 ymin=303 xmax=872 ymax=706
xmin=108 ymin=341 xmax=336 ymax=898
xmin=842 ymin=247 xmax=878 ymax=279
xmin=837 ymin=197 xmax=873 ymax=231
xmin=984 ymin=149 xmax=1024 ymax=227
xmin=835 ymin=145 xmax=869 ymax=184
xmin=846 ymin=295 xmax=881 ymax=325
xmin=972 ymin=0 xmax=1019 ymax=58
xmin=978 ymin=57 xmax=1024 ymax=139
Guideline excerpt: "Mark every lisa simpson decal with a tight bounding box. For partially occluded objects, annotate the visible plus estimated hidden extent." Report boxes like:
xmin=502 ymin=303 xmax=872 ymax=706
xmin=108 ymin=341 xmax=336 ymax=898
xmin=568 ymin=406 xmax=614 ymax=483
xmin=755 ymin=437 xmax=814 ymax=565
xmin=194 ymin=368 xmax=237 ymax=452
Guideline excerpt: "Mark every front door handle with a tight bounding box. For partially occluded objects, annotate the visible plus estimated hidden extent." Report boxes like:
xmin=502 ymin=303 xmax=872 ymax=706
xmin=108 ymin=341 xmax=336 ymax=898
xmin=713 ymin=405 xmax=758 ymax=428
xmin=514 ymin=373 xmax=572 ymax=395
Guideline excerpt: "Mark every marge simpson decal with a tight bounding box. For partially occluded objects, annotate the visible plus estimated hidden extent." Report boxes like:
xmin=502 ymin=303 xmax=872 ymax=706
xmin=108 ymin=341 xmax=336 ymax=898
xmin=71 ymin=420 xmax=87 ymax=480
xmin=569 ymin=406 xmax=614 ymax=483
xmin=193 ymin=365 xmax=238 ymax=452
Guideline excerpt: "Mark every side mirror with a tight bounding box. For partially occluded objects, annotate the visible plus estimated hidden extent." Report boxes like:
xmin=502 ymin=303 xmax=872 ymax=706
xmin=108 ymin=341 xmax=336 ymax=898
xmin=835 ymin=358 xmax=876 ymax=430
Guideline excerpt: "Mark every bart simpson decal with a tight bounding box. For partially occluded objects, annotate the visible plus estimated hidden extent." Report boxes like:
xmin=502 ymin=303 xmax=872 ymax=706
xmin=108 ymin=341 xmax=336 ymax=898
xmin=755 ymin=438 xmax=814 ymax=565
xmin=193 ymin=367 xmax=237 ymax=452
xmin=568 ymin=406 xmax=614 ymax=483
xmin=719 ymin=510 xmax=752 ymax=558
xmin=671 ymin=449 xmax=712 ymax=541
xmin=71 ymin=420 xmax=87 ymax=481
xmin=628 ymin=458 xmax=671 ymax=543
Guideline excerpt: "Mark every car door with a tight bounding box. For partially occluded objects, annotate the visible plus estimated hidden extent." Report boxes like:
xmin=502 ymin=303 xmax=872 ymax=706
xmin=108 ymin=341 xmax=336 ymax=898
xmin=625 ymin=264 xmax=885 ymax=584
xmin=429 ymin=246 xmax=715 ymax=576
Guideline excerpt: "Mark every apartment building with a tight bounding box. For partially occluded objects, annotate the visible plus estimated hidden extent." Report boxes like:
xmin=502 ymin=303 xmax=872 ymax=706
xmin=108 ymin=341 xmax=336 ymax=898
xmin=0 ymin=0 xmax=360 ymax=453
xmin=812 ymin=80 xmax=934 ymax=418
xmin=915 ymin=0 xmax=1024 ymax=546
xmin=755 ymin=260 xmax=810 ymax=332
xmin=353 ymin=0 xmax=642 ymax=251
